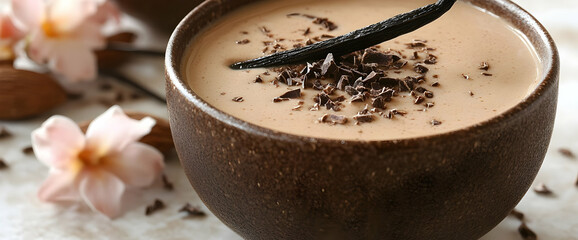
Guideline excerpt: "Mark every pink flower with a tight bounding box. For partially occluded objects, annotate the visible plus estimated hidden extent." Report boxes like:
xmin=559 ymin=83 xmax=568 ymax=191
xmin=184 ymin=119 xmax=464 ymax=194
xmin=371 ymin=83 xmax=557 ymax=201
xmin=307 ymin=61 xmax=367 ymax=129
xmin=11 ymin=0 xmax=119 ymax=82
xmin=32 ymin=106 xmax=164 ymax=218
xmin=0 ymin=12 xmax=22 ymax=60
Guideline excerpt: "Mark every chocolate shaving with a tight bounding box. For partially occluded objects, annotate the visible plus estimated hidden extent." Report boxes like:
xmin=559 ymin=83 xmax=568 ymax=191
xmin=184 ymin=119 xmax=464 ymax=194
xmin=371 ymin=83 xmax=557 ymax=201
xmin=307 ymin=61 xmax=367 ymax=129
xmin=479 ymin=62 xmax=490 ymax=71
xmin=353 ymin=113 xmax=374 ymax=123
xmin=372 ymin=96 xmax=386 ymax=109
xmin=462 ymin=74 xmax=470 ymax=80
xmin=255 ymin=41 xmax=449 ymax=125
xmin=273 ymin=97 xmax=289 ymax=103
xmin=145 ymin=199 xmax=166 ymax=216
xmin=162 ymin=174 xmax=174 ymax=191
xmin=406 ymin=42 xmax=427 ymax=48
xmin=179 ymin=203 xmax=207 ymax=218
xmin=430 ymin=119 xmax=442 ymax=126
xmin=510 ymin=209 xmax=525 ymax=221
xmin=414 ymin=64 xmax=429 ymax=74
xmin=292 ymin=101 xmax=304 ymax=111
xmin=558 ymin=148 xmax=575 ymax=159
xmin=414 ymin=96 xmax=425 ymax=104
xmin=254 ymin=76 xmax=263 ymax=83
xmin=0 ymin=126 xmax=12 ymax=139
xmin=518 ymin=223 xmax=537 ymax=240
xmin=323 ymin=84 xmax=336 ymax=95
xmin=354 ymin=107 xmax=374 ymax=123
xmin=287 ymin=13 xmax=338 ymax=31
xmin=533 ymin=183 xmax=553 ymax=195
xmin=385 ymin=109 xmax=407 ymax=119
xmin=232 ymin=97 xmax=244 ymax=102
xmin=424 ymin=91 xmax=434 ymax=98
xmin=0 ymin=159 xmax=7 ymax=170
xmin=361 ymin=49 xmax=401 ymax=67
xmin=260 ymin=26 xmax=271 ymax=34
xmin=279 ymin=89 xmax=301 ymax=99
xmin=431 ymin=82 xmax=440 ymax=87
xmin=312 ymin=17 xmax=338 ymax=31
xmin=481 ymin=72 xmax=493 ymax=76
xmin=319 ymin=114 xmax=348 ymax=125
xmin=424 ymin=54 xmax=437 ymax=64
xmin=22 ymin=146 xmax=34 ymax=155
xmin=337 ymin=75 xmax=350 ymax=90
xmin=320 ymin=53 xmax=338 ymax=76
xmin=236 ymin=39 xmax=250 ymax=45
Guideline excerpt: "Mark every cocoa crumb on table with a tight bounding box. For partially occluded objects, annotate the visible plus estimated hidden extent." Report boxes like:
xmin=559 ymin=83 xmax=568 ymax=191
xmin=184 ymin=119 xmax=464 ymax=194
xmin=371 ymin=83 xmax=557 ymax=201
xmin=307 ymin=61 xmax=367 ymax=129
xmin=22 ymin=146 xmax=34 ymax=155
xmin=0 ymin=158 xmax=8 ymax=170
xmin=509 ymin=209 xmax=525 ymax=221
xmin=145 ymin=199 xmax=165 ymax=216
xmin=533 ymin=183 xmax=553 ymax=195
xmin=558 ymin=148 xmax=575 ymax=159
xmin=179 ymin=203 xmax=207 ymax=218
xmin=0 ymin=126 xmax=12 ymax=139
xmin=518 ymin=222 xmax=537 ymax=240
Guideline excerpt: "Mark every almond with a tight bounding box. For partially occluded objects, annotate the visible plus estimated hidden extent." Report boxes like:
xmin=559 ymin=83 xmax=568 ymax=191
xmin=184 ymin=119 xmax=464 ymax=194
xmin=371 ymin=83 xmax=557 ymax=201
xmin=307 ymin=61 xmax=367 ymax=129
xmin=79 ymin=111 xmax=174 ymax=155
xmin=0 ymin=67 xmax=67 ymax=120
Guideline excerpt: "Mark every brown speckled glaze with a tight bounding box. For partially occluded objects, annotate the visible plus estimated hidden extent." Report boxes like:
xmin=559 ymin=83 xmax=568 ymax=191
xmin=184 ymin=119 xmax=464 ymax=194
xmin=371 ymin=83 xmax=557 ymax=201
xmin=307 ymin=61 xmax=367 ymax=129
xmin=165 ymin=0 xmax=559 ymax=239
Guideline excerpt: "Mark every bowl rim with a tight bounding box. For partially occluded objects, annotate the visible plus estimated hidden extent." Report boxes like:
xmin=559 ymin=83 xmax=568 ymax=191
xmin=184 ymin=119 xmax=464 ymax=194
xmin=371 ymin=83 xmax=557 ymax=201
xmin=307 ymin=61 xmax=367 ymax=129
xmin=165 ymin=0 xmax=559 ymax=145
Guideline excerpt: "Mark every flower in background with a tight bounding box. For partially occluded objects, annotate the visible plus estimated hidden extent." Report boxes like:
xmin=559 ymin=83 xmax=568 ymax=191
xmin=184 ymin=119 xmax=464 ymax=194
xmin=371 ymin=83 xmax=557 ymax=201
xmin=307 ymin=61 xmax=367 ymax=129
xmin=11 ymin=0 xmax=119 ymax=82
xmin=0 ymin=12 xmax=22 ymax=60
xmin=32 ymin=106 xmax=164 ymax=218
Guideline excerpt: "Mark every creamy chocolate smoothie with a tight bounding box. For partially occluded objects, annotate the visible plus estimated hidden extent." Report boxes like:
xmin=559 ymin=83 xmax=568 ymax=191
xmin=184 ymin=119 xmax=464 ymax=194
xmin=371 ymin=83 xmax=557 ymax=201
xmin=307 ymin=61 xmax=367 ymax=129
xmin=184 ymin=0 xmax=540 ymax=141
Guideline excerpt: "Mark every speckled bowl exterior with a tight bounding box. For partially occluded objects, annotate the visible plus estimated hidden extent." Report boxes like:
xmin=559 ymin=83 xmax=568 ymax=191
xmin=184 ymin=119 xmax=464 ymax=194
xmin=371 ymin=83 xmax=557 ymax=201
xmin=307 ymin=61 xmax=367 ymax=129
xmin=165 ymin=0 xmax=559 ymax=239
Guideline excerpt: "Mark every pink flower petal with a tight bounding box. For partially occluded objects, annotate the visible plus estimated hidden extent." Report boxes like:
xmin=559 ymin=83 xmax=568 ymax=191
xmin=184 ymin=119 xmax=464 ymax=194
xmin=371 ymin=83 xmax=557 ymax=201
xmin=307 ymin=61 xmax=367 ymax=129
xmin=26 ymin=30 xmax=101 ymax=82
xmin=49 ymin=0 xmax=100 ymax=33
xmin=1 ymin=14 xmax=22 ymax=40
xmin=105 ymin=142 xmax=164 ymax=187
xmin=49 ymin=40 xmax=98 ymax=82
xmin=38 ymin=171 xmax=81 ymax=202
xmin=91 ymin=1 xmax=121 ymax=25
xmin=79 ymin=169 xmax=126 ymax=218
xmin=32 ymin=116 xmax=86 ymax=170
xmin=86 ymin=106 xmax=156 ymax=156
xmin=10 ymin=0 xmax=44 ymax=30
xmin=70 ymin=19 xmax=107 ymax=50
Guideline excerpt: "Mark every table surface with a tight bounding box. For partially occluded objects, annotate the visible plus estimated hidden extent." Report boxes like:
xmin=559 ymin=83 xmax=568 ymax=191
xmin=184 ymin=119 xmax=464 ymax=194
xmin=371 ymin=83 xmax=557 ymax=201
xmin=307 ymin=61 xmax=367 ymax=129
xmin=1 ymin=0 xmax=577 ymax=239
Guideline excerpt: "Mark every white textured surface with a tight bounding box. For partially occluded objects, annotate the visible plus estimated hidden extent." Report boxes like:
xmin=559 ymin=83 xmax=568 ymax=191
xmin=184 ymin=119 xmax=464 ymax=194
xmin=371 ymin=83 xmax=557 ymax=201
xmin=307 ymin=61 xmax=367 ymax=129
xmin=0 ymin=0 xmax=577 ymax=239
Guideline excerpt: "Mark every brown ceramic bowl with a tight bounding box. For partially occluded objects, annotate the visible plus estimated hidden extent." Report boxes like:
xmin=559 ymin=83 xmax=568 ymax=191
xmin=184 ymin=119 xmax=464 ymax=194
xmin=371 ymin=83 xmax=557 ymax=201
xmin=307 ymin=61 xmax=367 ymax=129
xmin=165 ymin=0 xmax=559 ymax=239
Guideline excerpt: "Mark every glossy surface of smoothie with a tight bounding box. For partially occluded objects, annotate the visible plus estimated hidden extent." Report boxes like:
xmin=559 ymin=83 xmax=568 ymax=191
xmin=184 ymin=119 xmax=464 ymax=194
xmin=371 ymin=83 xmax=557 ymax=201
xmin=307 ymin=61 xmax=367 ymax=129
xmin=184 ymin=0 xmax=540 ymax=141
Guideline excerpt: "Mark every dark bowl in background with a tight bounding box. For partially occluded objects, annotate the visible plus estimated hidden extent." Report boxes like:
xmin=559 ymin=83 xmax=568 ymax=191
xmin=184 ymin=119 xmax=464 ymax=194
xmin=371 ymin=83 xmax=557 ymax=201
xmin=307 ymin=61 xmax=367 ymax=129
xmin=114 ymin=0 xmax=204 ymax=34
xmin=165 ymin=0 xmax=559 ymax=239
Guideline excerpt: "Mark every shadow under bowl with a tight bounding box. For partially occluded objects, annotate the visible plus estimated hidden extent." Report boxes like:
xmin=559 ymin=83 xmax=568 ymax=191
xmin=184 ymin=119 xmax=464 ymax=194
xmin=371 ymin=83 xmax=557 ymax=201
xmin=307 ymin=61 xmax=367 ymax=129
xmin=165 ymin=0 xmax=559 ymax=239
